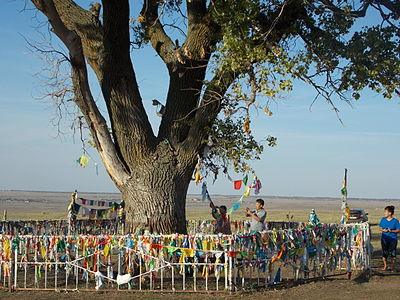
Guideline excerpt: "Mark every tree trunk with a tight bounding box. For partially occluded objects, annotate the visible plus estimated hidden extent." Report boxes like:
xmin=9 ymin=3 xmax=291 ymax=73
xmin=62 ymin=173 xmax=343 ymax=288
xmin=121 ymin=147 xmax=196 ymax=234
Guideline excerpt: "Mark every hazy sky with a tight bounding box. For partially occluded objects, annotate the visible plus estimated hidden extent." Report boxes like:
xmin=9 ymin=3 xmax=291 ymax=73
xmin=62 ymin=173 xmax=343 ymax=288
xmin=1 ymin=1 xmax=399 ymax=199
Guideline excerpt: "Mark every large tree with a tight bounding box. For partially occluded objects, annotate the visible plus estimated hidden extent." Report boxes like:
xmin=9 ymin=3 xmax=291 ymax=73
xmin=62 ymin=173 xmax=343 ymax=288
xmin=27 ymin=0 xmax=399 ymax=233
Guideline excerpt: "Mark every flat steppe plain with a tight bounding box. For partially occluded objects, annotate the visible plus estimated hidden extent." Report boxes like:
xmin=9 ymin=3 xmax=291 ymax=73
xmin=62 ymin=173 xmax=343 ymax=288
xmin=1 ymin=190 xmax=400 ymax=300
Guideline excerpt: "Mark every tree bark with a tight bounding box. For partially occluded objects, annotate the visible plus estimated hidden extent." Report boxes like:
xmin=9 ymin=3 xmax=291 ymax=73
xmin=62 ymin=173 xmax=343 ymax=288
xmin=122 ymin=143 xmax=196 ymax=234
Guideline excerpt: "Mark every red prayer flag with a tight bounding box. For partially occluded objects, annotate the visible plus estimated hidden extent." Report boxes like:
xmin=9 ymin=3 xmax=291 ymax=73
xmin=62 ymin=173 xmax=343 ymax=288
xmin=234 ymin=180 xmax=242 ymax=190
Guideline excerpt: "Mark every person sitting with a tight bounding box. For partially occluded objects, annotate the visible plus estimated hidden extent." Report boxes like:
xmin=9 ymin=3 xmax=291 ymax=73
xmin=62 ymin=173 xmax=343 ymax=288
xmin=245 ymin=198 xmax=266 ymax=232
xmin=210 ymin=202 xmax=232 ymax=234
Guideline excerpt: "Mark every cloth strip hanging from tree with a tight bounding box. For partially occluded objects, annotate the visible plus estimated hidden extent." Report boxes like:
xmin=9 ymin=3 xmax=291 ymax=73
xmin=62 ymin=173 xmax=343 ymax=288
xmin=233 ymin=180 xmax=242 ymax=190
xmin=76 ymin=153 xmax=99 ymax=176
xmin=77 ymin=154 xmax=90 ymax=167
xmin=194 ymin=155 xmax=203 ymax=184
xmin=201 ymin=182 xmax=212 ymax=202
xmin=243 ymin=175 xmax=248 ymax=185
xmin=200 ymin=182 xmax=247 ymax=215
xmin=199 ymin=169 xmax=262 ymax=215
xmin=227 ymin=195 xmax=246 ymax=215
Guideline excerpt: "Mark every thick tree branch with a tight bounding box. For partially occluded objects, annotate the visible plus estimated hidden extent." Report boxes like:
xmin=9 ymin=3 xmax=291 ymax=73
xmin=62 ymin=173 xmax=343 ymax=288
xmin=183 ymin=0 xmax=215 ymax=62
xmin=140 ymin=0 xmax=175 ymax=66
xmin=101 ymin=0 xmax=157 ymax=167
xmin=319 ymin=0 xmax=371 ymax=17
xmin=46 ymin=0 xmax=104 ymax=79
xmin=31 ymin=0 xmax=130 ymax=187
xmin=182 ymin=69 xmax=237 ymax=153
xmin=187 ymin=0 xmax=207 ymax=27
xmin=374 ymin=0 xmax=400 ymax=18
xmin=157 ymin=0 xmax=218 ymax=146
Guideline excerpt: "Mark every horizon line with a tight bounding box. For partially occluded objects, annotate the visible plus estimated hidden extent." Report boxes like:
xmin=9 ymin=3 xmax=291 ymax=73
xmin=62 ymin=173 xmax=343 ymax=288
xmin=1 ymin=189 xmax=399 ymax=201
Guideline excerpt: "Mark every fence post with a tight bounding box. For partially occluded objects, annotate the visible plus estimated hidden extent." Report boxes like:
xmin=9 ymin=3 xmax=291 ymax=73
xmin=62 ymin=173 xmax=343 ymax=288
xmin=139 ymin=254 xmax=142 ymax=290
xmin=8 ymin=247 xmax=12 ymax=292
xmin=182 ymin=260 xmax=186 ymax=291
xmin=228 ymin=246 xmax=233 ymax=292
xmin=224 ymin=251 xmax=228 ymax=290
xmin=14 ymin=247 xmax=17 ymax=289
xmin=55 ymin=242 xmax=58 ymax=290
xmin=193 ymin=261 xmax=196 ymax=291
xmin=34 ymin=238 xmax=38 ymax=288
xmin=171 ymin=264 xmax=175 ymax=291
xmin=117 ymin=248 xmax=121 ymax=290
xmin=75 ymin=244 xmax=79 ymax=290
xmin=205 ymin=255 xmax=208 ymax=291
xmin=160 ymin=260 xmax=164 ymax=290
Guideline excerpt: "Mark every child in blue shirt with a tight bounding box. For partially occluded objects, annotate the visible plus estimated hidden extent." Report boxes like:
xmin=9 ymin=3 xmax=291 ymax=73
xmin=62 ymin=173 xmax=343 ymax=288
xmin=379 ymin=205 xmax=400 ymax=271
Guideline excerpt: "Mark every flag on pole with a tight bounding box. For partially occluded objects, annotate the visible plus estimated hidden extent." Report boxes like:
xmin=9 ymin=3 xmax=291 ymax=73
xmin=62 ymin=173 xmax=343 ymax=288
xmin=341 ymin=168 xmax=348 ymax=199
xmin=340 ymin=168 xmax=349 ymax=224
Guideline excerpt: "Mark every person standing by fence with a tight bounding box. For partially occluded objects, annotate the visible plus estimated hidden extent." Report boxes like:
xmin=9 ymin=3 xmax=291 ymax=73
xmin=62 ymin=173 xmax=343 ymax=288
xmin=379 ymin=205 xmax=400 ymax=271
xmin=246 ymin=198 xmax=266 ymax=232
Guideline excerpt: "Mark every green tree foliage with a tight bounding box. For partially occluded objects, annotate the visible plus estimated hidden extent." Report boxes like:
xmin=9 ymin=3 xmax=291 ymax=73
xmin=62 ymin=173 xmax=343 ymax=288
xmin=144 ymin=0 xmax=399 ymax=175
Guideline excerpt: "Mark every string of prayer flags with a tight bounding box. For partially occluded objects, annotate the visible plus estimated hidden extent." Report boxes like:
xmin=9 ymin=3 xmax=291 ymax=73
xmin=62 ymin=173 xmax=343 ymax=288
xmin=227 ymin=185 xmax=251 ymax=214
xmin=227 ymin=195 xmax=245 ymax=215
xmin=67 ymin=190 xmax=123 ymax=221
xmin=76 ymin=198 xmax=119 ymax=210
